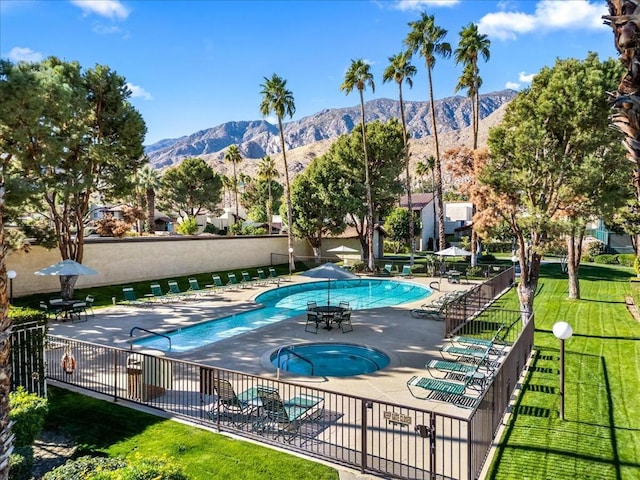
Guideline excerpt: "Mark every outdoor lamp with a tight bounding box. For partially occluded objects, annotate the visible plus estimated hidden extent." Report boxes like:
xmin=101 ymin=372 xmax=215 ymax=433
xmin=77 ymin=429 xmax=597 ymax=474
xmin=7 ymin=270 xmax=16 ymax=304
xmin=288 ymin=247 xmax=294 ymax=275
xmin=552 ymin=321 xmax=573 ymax=420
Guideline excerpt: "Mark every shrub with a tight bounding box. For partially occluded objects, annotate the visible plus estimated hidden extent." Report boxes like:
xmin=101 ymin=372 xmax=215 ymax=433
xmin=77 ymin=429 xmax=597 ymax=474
xmin=351 ymin=261 xmax=366 ymax=273
xmin=478 ymin=253 xmax=496 ymax=262
xmin=43 ymin=455 xmax=188 ymax=480
xmin=43 ymin=456 xmax=126 ymax=480
xmin=617 ymin=253 xmax=636 ymax=267
xmin=585 ymin=239 xmax=606 ymax=258
xmin=176 ymin=216 xmax=199 ymax=235
xmin=9 ymin=307 xmax=46 ymax=326
xmin=593 ymin=254 xmax=618 ymax=264
xmin=9 ymin=386 xmax=47 ymax=447
xmin=465 ymin=266 xmax=483 ymax=278
xmin=9 ymin=446 xmax=33 ymax=480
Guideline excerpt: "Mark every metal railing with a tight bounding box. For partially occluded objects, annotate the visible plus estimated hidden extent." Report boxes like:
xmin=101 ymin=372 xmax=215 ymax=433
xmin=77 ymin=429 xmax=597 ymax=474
xmin=45 ymin=308 xmax=534 ymax=480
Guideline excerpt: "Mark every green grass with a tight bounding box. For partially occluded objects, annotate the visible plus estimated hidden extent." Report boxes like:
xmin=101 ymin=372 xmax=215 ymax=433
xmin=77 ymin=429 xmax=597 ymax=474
xmin=487 ymin=262 xmax=640 ymax=480
xmin=44 ymin=387 xmax=338 ymax=480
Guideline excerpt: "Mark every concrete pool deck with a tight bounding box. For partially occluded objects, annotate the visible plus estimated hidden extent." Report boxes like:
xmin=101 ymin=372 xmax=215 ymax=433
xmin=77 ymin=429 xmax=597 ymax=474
xmin=48 ymin=274 xmax=481 ymax=418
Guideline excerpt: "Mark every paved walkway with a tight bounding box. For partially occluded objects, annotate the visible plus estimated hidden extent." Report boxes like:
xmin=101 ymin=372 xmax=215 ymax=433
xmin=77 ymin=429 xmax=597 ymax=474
xmin=49 ymin=274 xmax=478 ymax=418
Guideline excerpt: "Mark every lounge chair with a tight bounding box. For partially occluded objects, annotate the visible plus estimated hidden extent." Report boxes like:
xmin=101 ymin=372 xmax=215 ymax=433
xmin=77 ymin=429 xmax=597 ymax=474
xmin=400 ymin=265 xmax=413 ymax=278
xmin=255 ymin=386 xmax=324 ymax=442
xmin=206 ymin=275 xmax=228 ymax=292
xmin=188 ymin=278 xmax=214 ymax=297
xmin=382 ymin=264 xmax=393 ymax=276
xmin=426 ymin=359 xmax=478 ymax=376
xmin=333 ymin=309 xmax=353 ymax=333
xmin=257 ymin=269 xmax=272 ymax=285
xmin=305 ymin=311 xmax=322 ymax=333
xmin=440 ymin=344 xmax=500 ymax=371
xmin=268 ymin=267 xmax=282 ymax=283
xmin=200 ymin=371 xmax=261 ymax=425
xmin=121 ymin=287 xmax=152 ymax=307
xmin=226 ymin=273 xmax=241 ymax=290
xmin=406 ymin=375 xmax=479 ymax=408
xmin=240 ymin=271 xmax=257 ymax=288
xmin=410 ymin=301 xmax=447 ymax=320
xmin=450 ymin=325 xmax=507 ymax=354
xmin=167 ymin=280 xmax=196 ymax=300
xmin=149 ymin=283 xmax=173 ymax=303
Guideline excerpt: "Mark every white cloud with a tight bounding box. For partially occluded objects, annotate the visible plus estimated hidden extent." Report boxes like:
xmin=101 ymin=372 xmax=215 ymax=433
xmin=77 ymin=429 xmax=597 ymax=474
xmin=92 ymin=24 xmax=122 ymax=35
xmin=127 ymin=83 xmax=152 ymax=101
xmin=393 ymin=0 xmax=459 ymax=11
xmin=505 ymin=81 xmax=520 ymax=90
xmin=519 ymin=71 xmax=535 ymax=83
xmin=70 ymin=0 xmax=130 ymax=20
xmin=478 ymin=0 xmax=607 ymax=40
xmin=6 ymin=46 xmax=43 ymax=62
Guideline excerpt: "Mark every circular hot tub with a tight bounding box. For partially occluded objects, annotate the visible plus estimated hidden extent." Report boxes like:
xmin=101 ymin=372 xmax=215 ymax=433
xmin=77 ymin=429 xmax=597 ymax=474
xmin=271 ymin=343 xmax=390 ymax=377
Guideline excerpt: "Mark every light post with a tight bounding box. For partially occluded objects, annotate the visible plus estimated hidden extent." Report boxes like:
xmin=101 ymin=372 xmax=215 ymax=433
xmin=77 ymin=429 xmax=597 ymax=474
xmin=511 ymin=255 xmax=518 ymax=284
xmin=552 ymin=321 xmax=573 ymax=420
xmin=7 ymin=270 xmax=16 ymax=304
xmin=288 ymin=247 xmax=294 ymax=276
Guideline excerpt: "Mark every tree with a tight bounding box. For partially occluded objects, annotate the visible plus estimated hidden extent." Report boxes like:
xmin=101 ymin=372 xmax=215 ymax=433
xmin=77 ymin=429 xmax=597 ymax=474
xmin=383 ymin=51 xmax=417 ymax=263
xmin=340 ymin=59 xmax=376 ymax=270
xmin=405 ymin=12 xmax=451 ymax=252
xmin=224 ymin=145 xmax=243 ymax=226
xmin=384 ymin=207 xmax=420 ymax=253
xmin=260 ymin=74 xmax=296 ymax=272
xmin=257 ymin=156 xmax=279 ymax=234
xmin=159 ymin=157 xmax=222 ymax=219
xmin=138 ymin=165 xmax=162 ymax=234
xmin=415 ymin=156 xmax=437 ymax=250
xmin=2 ymin=58 xmax=146 ymax=300
xmin=326 ymin=120 xmax=405 ymax=258
xmin=480 ymin=53 xmax=626 ymax=314
xmin=240 ymin=176 xmax=283 ymax=225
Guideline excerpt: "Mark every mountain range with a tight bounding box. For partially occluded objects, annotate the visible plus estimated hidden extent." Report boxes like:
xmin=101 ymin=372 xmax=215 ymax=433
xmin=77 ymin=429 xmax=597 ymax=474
xmin=145 ymin=89 xmax=517 ymax=178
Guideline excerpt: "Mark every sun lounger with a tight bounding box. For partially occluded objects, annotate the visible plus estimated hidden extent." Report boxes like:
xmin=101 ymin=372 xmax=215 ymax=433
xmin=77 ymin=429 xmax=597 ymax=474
xmin=426 ymin=359 xmax=478 ymax=376
xmin=168 ymin=280 xmax=196 ymax=300
xmin=240 ymin=271 xmax=257 ymax=288
xmin=400 ymin=265 xmax=413 ymax=278
xmin=121 ymin=287 xmax=153 ymax=307
xmin=200 ymin=371 xmax=262 ymax=426
xmin=206 ymin=275 xmax=228 ymax=292
xmin=254 ymin=387 xmax=324 ymax=442
xmin=410 ymin=301 xmax=447 ymax=319
xmin=148 ymin=283 xmax=173 ymax=303
xmin=407 ymin=375 xmax=481 ymax=408
xmin=188 ymin=278 xmax=214 ymax=297
xmin=268 ymin=267 xmax=283 ymax=283
xmin=257 ymin=269 xmax=272 ymax=285
xmin=226 ymin=273 xmax=241 ymax=290
xmin=450 ymin=325 xmax=507 ymax=354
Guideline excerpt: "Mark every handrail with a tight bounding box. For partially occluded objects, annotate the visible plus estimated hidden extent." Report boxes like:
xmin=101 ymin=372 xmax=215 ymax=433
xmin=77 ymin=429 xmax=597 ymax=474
xmin=276 ymin=346 xmax=314 ymax=378
xmin=129 ymin=327 xmax=171 ymax=351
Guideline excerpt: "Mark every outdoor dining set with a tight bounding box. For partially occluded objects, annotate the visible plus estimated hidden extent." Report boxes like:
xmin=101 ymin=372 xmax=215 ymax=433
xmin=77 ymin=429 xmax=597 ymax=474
xmin=305 ymin=301 xmax=353 ymax=333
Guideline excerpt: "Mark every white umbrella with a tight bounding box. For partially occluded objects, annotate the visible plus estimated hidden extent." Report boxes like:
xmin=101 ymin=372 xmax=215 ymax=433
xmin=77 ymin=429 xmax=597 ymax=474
xmin=35 ymin=259 xmax=99 ymax=276
xmin=300 ymin=262 xmax=358 ymax=305
xmin=435 ymin=246 xmax=472 ymax=257
xmin=327 ymin=245 xmax=360 ymax=266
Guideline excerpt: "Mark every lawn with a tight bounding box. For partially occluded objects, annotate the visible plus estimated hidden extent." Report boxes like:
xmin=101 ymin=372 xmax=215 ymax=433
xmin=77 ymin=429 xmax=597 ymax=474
xmin=487 ymin=262 xmax=640 ymax=480
xmin=44 ymin=387 xmax=339 ymax=480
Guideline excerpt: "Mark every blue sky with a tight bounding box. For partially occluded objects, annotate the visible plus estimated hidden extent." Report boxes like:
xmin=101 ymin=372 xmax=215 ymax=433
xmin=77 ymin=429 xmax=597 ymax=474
xmin=1 ymin=0 xmax=616 ymax=145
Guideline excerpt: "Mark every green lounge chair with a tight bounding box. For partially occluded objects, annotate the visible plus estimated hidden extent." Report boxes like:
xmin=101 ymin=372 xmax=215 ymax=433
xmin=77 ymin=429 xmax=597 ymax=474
xmin=200 ymin=371 xmax=262 ymax=426
xmin=149 ymin=283 xmax=173 ymax=303
xmin=382 ymin=264 xmax=393 ymax=276
xmin=400 ymin=265 xmax=413 ymax=278
xmin=188 ymin=278 xmax=214 ymax=296
xmin=407 ymin=375 xmax=479 ymax=408
xmin=240 ymin=271 xmax=256 ymax=288
xmin=167 ymin=280 xmax=196 ymax=300
xmin=226 ymin=273 xmax=241 ymax=289
xmin=121 ymin=287 xmax=152 ymax=307
xmin=255 ymin=387 xmax=324 ymax=442
xmin=206 ymin=274 xmax=227 ymax=291
xmin=257 ymin=269 xmax=271 ymax=285
xmin=410 ymin=301 xmax=447 ymax=320
xmin=268 ymin=267 xmax=281 ymax=282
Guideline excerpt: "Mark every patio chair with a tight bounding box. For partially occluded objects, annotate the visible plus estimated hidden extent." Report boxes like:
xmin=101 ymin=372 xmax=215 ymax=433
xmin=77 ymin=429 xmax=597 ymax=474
xmin=257 ymin=269 xmax=272 ymax=285
xmin=240 ymin=271 xmax=257 ymax=288
xmin=187 ymin=278 xmax=213 ymax=297
xmin=121 ymin=287 xmax=152 ymax=307
xmin=307 ymin=301 xmax=318 ymax=311
xmin=39 ymin=301 xmax=62 ymax=320
xmin=450 ymin=325 xmax=507 ymax=354
xmin=305 ymin=311 xmax=322 ymax=333
xmin=206 ymin=275 xmax=228 ymax=292
xmin=338 ymin=301 xmax=350 ymax=309
xmin=410 ymin=302 xmax=447 ymax=320
xmin=440 ymin=344 xmax=500 ymax=372
xmin=333 ymin=309 xmax=353 ymax=333
xmin=70 ymin=301 xmax=88 ymax=323
xmin=400 ymin=265 xmax=413 ymax=278
xmin=149 ymin=283 xmax=173 ymax=303
xmin=84 ymin=295 xmax=95 ymax=316
xmin=255 ymin=386 xmax=324 ymax=442
xmin=268 ymin=267 xmax=282 ymax=283
xmin=200 ymin=371 xmax=261 ymax=426
xmin=406 ymin=375 xmax=479 ymax=409
xmin=226 ymin=273 xmax=241 ymax=290
xmin=426 ymin=359 xmax=478 ymax=377
xmin=168 ymin=280 xmax=196 ymax=300
xmin=382 ymin=264 xmax=393 ymax=276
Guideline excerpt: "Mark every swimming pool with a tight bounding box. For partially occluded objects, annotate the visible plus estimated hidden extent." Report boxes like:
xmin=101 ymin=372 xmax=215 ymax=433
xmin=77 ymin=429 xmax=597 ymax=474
xmin=271 ymin=343 xmax=390 ymax=377
xmin=133 ymin=278 xmax=431 ymax=352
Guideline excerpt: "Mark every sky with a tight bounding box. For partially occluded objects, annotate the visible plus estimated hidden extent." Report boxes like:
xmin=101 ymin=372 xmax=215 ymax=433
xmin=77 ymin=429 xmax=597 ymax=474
xmin=1 ymin=0 xmax=617 ymax=146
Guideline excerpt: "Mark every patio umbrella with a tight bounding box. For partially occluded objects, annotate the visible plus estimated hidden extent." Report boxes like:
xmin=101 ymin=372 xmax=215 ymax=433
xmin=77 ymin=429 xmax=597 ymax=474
xmin=300 ymin=262 xmax=358 ymax=306
xmin=327 ymin=245 xmax=360 ymax=266
xmin=35 ymin=259 xmax=99 ymax=276
xmin=434 ymin=246 xmax=472 ymax=257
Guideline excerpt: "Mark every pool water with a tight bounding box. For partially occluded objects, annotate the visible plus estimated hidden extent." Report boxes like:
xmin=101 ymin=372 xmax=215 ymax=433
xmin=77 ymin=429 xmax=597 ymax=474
xmin=134 ymin=278 xmax=431 ymax=353
xmin=271 ymin=343 xmax=390 ymax=377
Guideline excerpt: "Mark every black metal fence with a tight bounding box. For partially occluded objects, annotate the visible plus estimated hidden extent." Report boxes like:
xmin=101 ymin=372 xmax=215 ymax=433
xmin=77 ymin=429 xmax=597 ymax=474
xmin=11 ymin=321 xmax=47 ymax=396
xmin=45 ymin=307 xmax=533 ymax=480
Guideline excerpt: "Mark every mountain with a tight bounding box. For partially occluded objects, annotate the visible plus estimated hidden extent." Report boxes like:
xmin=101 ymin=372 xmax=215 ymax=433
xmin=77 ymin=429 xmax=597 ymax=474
xmin=145 ymin=89 xmax=517 ymax=177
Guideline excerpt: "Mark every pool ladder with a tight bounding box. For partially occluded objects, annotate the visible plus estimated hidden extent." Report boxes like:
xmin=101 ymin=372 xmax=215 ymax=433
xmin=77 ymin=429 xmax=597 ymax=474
xmin=276 ymin=346 xmax=314 ymax=379
xmin=129 ymin=327 xmax=172 ymax=351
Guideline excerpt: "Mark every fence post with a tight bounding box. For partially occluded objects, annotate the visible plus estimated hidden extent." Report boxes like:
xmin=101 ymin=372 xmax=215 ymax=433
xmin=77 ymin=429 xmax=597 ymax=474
xmin=361 ymin=399 xmax=368 ymax=474
xmin=114 ymin=349 xmax=119 ymax=402
xmin=429 ymin=412 xmax=437 ymax=480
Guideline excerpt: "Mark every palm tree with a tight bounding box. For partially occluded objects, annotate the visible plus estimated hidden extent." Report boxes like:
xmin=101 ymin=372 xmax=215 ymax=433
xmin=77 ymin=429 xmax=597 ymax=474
xmin=260 ymin=74 xmax=296 ymax=272
xmin=416 ymin=156 xmax=438 ymax=251
xmin=383 ymin=51 xmax=417 ymax=263
xmin=454 ymin=22 xmax=490 ymax=150
xmin=257 ymin=155 xmax=279 ymax=234
xmin=224 ymin=144 xmax=243 ymax=225
xmin=138 ymin=165 xmax=161 ymax=234
xmin=340 ymin=59 xmax=376 ymax=271
xmin=405 ymin=12 xmax=451 ymax=251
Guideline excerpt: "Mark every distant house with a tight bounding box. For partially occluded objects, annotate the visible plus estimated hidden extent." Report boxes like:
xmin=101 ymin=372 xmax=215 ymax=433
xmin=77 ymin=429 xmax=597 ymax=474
xmin=399 ymin=194 xmax=473 ymax=251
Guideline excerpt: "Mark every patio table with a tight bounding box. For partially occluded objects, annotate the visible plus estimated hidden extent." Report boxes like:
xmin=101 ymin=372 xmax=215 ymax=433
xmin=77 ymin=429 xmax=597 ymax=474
xmin=312 ymin=305 xmax=345 ymax=330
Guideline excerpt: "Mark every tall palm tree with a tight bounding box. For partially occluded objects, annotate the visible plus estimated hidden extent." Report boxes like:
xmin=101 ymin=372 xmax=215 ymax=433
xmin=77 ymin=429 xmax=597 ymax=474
xmin=341 ymin=59 xmax=376 ymax=271
xmin=138 ymin=165 xmax=161 ymax=234
xmin=383 ymin=51 xmax=417 ymax=263
xmin=224 ymin=144 xmax=243 ymax=225
xmin=454 ymin=22 xmax=490 ymax=150
xmin=405 ymin=12 xmax=451 ymax=251
xmin=416 ymin=156 xmax=437 ymax=250
xmin=257 ymin=155 xmax=279 ymax=234
xmin=260 ymin=74 xmax=296 ymax=272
